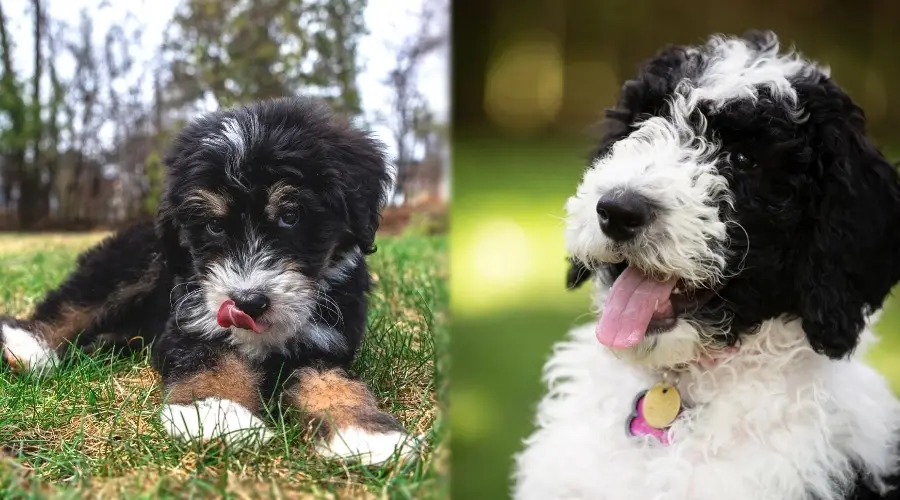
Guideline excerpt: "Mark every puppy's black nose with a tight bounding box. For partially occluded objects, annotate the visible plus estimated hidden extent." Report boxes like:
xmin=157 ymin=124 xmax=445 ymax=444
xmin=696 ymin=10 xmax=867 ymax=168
xmin=596 ymin=192 xmax=653 ymax=242
xmin=232 ymin=292 xmax=270 ymax=319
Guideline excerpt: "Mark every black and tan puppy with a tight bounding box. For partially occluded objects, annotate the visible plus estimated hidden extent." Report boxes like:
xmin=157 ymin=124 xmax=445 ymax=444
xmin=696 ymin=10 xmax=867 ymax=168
xmin=0 ymin=97 xmax=418 ymax=465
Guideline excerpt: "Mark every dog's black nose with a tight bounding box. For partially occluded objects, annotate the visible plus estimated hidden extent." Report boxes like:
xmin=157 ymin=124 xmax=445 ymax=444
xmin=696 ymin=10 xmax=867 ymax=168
xmin=596 ymin=192 xmax=653 ymax=242
xmin=233 ymin=292 xmax=270 ymax=319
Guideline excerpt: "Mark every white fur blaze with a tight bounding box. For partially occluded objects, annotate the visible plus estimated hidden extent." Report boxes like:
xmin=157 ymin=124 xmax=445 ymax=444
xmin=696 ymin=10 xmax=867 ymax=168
xmin=563 ymin=33 xmax=828 ymax=365
xmin=514 ymin=320 xmax=900 ymax=500
xmin=0 ymin=324 xmax=58 ymax=375
xmin=179 ymin=226 xmax=317 ymax=361
xmin=160 ymin=397 xmax=273 ymax=446
xmin=316 ymin=427 xmax=421 ymax=466
xmin=566 ymin=33 xmax=821 ymax=289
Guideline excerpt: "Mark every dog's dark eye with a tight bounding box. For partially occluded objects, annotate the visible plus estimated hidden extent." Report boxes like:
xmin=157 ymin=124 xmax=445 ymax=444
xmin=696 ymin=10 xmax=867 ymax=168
xmin=207 ymin=220 xmax=225 ymax=235
xmin=732 ymin=152 xmax=755 ymax=170
xmin=279 ymin=210 xmax=299 ymax=228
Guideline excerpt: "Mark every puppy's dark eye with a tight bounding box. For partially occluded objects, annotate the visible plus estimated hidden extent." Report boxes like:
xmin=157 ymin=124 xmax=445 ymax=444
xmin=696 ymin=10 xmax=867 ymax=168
xmin=279 ymin=210 xmax=299 ymax=228
xmin=732 ymin=152 xmax=755 ymax=170
xmin=207 ymin=220 xmax=225 ymax=235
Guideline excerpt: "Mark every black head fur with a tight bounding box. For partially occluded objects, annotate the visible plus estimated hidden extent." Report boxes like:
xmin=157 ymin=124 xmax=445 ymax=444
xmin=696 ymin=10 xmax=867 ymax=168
xmin=567 ymin=31 xmax=900 ymax=359
xmin=156 ymin=97 xmax=392 ymax=280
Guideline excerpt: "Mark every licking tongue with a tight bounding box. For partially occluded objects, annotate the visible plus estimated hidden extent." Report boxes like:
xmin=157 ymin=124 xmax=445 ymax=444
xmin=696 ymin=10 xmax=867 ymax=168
xmin=217 ymin=299 xmax=264 ymax=334
xmin=596 ymin=266 xmax=677 ymax=349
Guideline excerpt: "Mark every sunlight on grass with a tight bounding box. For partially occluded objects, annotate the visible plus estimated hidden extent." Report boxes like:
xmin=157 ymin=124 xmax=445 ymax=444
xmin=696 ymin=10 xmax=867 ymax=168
xmin=0 ymin=232 xmax=111 ymax=255
xmin=0 ymin=232 xmax=447 ymax=498
xmin=451 ymin=200 xmax=582 ymax=315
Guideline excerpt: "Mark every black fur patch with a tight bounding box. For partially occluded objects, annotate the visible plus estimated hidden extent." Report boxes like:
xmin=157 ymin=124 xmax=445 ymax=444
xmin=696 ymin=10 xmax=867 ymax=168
xmin=1 ymin=97 xmax=392 ymax=410
xmin=568 ymin=30 xmax=900 ymax=361
xmin=565 ymin=30 xmax=900 ymax=499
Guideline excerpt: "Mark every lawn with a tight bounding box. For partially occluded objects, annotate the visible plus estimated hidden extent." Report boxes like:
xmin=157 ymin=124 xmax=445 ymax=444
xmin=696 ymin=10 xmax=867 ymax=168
xmin=0 ymin=231 xmax=448 ymax=499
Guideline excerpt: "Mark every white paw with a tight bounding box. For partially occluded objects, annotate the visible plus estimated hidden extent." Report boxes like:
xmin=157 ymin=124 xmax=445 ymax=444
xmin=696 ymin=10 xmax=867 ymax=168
xmin=1 ymin=324 xmax=57 ymax=376
xmin=317 ymin=427 xmax=422 ymax=466
xmin=160 ymin=397 xmax=273 ymax=446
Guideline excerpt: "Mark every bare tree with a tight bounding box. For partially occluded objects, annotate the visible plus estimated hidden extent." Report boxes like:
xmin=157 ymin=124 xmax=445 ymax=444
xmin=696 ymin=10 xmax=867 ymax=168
xmin=382 ymin=0 xmax=448 ymax=203
xmin=1 ymin=0 xmax=434 ymax=228
xmin=17 ymin=0 xmax=48 ymax=228
xmin=44 ymin=17 xmax=65 ymax=196
xmin=58 ymin=11 xmax=104 ymax=222
xmin=0 ymin=0 xmax=26 ymax=215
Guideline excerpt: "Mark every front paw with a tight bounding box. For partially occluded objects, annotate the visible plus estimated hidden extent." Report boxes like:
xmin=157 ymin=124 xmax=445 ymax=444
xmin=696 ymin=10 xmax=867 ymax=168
xmin=0 ymin=319 xmax=57 ymax=376
xmin=160 ymin=397 xmax=273 ymax=447
xmin=316 ymin=420 xmax=423 ymax=466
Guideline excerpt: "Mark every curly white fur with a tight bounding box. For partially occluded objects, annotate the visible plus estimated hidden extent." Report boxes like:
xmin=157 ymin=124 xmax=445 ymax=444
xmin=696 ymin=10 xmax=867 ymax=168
xmin=514 ymin=318 xmax=900 ymax=500
xmin=565 ymin=115 xmax=732 ymax=287
xmin=564 ymin=33 xmax=829 ymax=366
xmin=565 ymin=33 xmax=818 ymax=291
xmin=521 ymin=32 xmax=900 ymax=500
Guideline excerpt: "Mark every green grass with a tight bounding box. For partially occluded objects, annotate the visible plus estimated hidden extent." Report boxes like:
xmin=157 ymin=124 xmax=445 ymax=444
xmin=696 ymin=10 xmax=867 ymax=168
xmin=0 ymin=232 xmax=448 ymax=499
xmin=450 ymin=136 xmax=900 ymax=499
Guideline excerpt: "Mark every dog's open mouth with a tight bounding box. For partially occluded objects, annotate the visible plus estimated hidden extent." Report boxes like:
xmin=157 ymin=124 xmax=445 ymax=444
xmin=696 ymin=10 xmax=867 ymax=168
xmin=596 ymin=265 xmax=716 ymax=349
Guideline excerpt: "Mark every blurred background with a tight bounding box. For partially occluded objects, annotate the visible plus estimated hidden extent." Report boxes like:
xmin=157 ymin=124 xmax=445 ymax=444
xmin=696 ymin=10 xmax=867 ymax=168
xmin=0 ymin=0 xmax=449 ymax=233
xmin=451 ymin=1 xmax=900 ymax=498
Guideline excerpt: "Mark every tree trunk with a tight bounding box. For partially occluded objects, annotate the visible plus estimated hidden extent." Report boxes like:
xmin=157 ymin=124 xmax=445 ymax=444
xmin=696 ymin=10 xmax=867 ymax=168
xmin=0 ymin=164 xmax=14 ymax=213
xmin=21 ymin=0 xmax=46 ymax=229
xmin=0 ymin=0 xmax=27 ymax=219
xmin=18 ymin=170 xmax=48 ymax=229
xmin=1 ymin=152 xmax=24 ymax=224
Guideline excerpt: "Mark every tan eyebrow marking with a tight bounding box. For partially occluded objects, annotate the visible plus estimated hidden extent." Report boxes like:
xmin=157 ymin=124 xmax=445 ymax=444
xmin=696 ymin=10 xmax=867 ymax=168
xmin=266 ymin=181 xmax=301 ymax=219
xmin=183 ymin=189 xmax=231 ymax=218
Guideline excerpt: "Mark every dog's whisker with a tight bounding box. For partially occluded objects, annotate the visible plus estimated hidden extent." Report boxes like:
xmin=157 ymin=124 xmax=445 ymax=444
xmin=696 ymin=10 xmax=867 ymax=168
xmin=172 ymin=289 xmax=205 ymax=333
xmin=313 ymin=289 xmax=344 ymax=327
xmin=169 ymin=281 xmax=203 ymax=308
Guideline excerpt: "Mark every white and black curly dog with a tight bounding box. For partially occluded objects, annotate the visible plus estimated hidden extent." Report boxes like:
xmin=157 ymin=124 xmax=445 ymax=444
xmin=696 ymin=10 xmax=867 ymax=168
xmin=0 ymin=97 xmax=419 ymax=465
xmin=514 ymin=31 xmax=900 ymax=500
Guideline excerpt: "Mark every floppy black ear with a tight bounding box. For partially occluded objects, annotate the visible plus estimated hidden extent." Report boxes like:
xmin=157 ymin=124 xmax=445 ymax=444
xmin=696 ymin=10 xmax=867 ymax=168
xmin=793 ymin=79 xmax=900 ymax=359
xmin=333 ymin=133 xmax=393 ymax=256
xmin=347 ymin=175 xmax=387 ymax=256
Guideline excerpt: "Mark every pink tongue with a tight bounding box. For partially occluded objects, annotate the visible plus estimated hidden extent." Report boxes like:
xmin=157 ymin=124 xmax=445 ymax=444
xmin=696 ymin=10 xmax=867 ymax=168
xmin=596 ymin=266 xmax=677 ymax=349
xmin=216 ymin=299 xmax=263 ymax=334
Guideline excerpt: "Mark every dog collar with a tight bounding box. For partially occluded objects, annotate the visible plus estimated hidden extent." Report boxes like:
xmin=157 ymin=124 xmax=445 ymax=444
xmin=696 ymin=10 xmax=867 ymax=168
xmin=624 ymin=345 xmax=741 ymax=444
xmin=625 ymin=371 xmax=683 ymax=444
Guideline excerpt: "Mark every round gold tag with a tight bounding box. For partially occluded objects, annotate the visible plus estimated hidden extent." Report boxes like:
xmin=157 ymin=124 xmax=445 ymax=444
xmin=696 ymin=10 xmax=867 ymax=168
xmin=641 ymin=382 xmax=682 ymax=429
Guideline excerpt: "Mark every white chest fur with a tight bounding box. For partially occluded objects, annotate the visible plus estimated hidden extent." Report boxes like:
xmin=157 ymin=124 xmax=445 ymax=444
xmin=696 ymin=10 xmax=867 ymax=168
xmin=514 ymin=319 xmax=900 ymax=500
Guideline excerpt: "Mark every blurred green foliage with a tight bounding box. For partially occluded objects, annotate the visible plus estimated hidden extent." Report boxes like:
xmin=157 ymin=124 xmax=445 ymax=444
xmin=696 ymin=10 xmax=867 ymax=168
xmin=453 ymin=0 xmax=900 ymax=139
xmin=451 ymin=1 xmax=900 ymax=498
xmin=142 ymin=152 xmax=165 ymax=217
xmin=168 ymin=0 xmax=366 ymax=114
